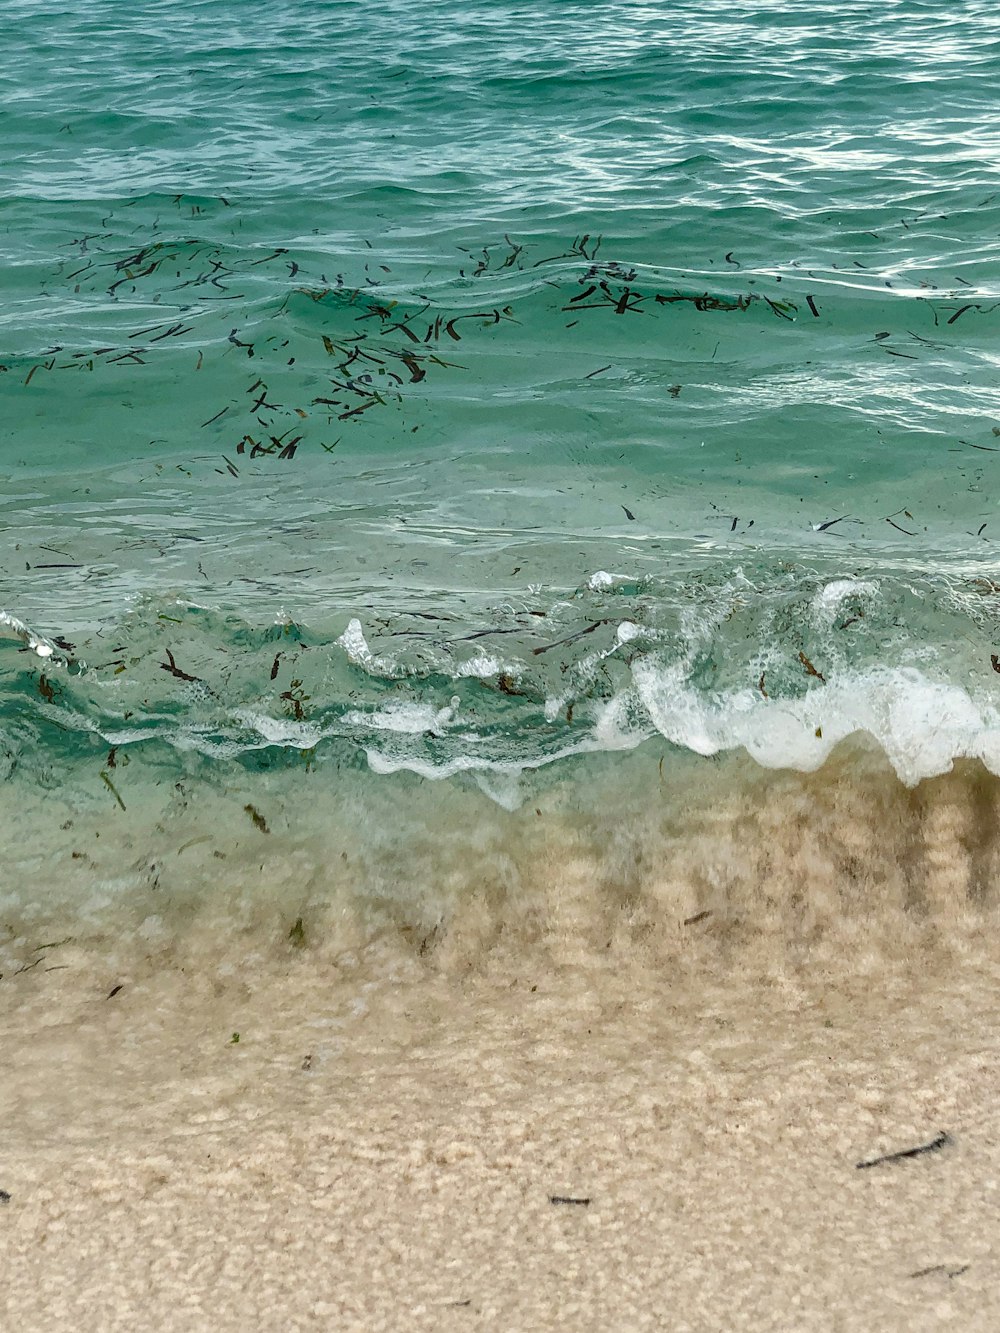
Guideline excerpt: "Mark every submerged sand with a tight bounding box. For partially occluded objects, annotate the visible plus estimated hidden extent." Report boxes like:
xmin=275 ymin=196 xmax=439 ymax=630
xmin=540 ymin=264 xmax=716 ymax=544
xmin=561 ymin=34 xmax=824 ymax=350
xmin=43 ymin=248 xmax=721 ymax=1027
xmin=3 ymin=940 xmax=1000 ymax=1332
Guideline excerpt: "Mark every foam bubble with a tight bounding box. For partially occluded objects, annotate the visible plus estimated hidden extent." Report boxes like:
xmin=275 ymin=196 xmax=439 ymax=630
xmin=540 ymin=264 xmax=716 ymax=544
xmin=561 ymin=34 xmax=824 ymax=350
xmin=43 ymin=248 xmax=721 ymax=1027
xmin=233 ymin=710 xmax=323 ymax=748
xmin=810 ymin=578 xmax=878 ymax=627
xmin=587 ymin=571 xmax=616 ymax=592
xmin=455 ymin=654 xmax=503 ymax=678
xmin=0 ymin=609 xmax=55 ymax=659
xmin=345 ymin=700 xmax=457 ymax=734
xmin=337 ymin=618 xmax=372 ymax=667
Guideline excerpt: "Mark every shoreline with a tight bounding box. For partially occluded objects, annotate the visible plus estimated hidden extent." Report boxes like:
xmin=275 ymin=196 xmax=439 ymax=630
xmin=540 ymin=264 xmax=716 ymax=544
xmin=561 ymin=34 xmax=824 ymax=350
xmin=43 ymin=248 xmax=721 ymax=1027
xmin=5 ymin=742 xmax=1000 ymax=979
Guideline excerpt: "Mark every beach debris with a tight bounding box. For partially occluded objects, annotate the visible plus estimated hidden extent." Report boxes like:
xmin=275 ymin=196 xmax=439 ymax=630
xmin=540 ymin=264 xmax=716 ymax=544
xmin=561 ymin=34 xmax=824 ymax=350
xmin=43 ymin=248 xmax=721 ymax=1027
xmin=549 ymin=1195 xmax=590 ymax=1206
xmin=244 ymin=803 xmax=270 ymax=834
xmin=0 ymin=1191 xmax=10 ymax=1204
xmin=34 ymin=938 xmax=73 ymax=954
xmin=107 ymin=984 xmax=124 ymax=999
xmin=176 ymin=835 xmax=211 ymax=856
xmin=288 ymin=916 xmax=306 ymax=947
xmin=656 ymin=291 xmax=755 ymax=314
xmin=280 ymin=679 xmax=309 ymax=720
xmin=885 ymin=517 xmax=917 ymax=535
xmin=762 ymin=294 xmax=796 ymax=320
xmin=161 ymin=649 xmax=201 ymax=683
xmin=622 ymin=505 xmax=636 ymax=521
xmin=100 ymin=770 xmax=126 ymax=811
xmin=856 ymin=1130 xmax=951 ymax=1169
xmin=798 ymin=651 xmax=826 ymax=683
xmin=683 ymin=910 xmax=712 ymax=926
xmin=30 ymin=205 xmax=931 ymax=483
xmin=229 ymin=1032 xmax=240 ymax=1044
xmin=531 ymin=233 xmax=601 ymax=267
xmin=563 ymin=282 xmax=646 ymax=315
xmin=991 ymin=655 xmax=1000 ymax=674
xmin=532 ymin=619 xmax=614 ymax=657
xmin=909 ymin=1263 xmax=968 ymax=1280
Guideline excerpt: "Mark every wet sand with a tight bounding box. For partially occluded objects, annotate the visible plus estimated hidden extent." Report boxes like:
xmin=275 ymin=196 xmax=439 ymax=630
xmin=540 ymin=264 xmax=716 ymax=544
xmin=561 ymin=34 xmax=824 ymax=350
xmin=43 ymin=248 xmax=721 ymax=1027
xmin=3 ymin=942 xmax=1000 ymax=1332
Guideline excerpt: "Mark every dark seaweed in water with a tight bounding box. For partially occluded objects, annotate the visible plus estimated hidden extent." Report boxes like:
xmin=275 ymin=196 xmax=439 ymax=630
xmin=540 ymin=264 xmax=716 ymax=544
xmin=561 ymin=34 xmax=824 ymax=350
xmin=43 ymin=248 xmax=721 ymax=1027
xmin=3 ymin=0 xmax=1000 ymax=799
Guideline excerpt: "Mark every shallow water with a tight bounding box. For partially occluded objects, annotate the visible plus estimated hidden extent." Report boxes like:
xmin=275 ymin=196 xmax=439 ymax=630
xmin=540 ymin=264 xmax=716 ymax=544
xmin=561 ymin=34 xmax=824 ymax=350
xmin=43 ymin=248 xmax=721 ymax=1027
xmin=3 ymin=0 xmax=1000 ymax=958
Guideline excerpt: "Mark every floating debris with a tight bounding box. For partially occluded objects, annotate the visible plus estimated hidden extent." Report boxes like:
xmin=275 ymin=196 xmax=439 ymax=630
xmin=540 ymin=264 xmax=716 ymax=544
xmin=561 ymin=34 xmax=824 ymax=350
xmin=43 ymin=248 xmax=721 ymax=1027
xmin=244 ymin=804 xmax=270 ymax=834
xmin=798 ymin=651 xmax=826 ymax=682
xmin=100 ymin=770 xmax=126 ymax=812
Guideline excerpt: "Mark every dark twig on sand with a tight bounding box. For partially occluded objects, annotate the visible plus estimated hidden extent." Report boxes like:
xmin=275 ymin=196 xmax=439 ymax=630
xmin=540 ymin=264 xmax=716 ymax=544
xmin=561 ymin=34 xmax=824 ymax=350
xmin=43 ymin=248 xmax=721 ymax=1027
xmin=856 ymin=1131 xmax=951 ymax=1170
xmin=683 ymin=910 xmax=713 ymax=926
xmin=910 ymin=1263 xmax=968 ymax=1280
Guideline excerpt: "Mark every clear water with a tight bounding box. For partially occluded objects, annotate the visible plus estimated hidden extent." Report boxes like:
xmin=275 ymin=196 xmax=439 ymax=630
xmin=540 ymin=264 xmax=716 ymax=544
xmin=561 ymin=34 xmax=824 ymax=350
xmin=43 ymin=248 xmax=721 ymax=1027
xmin=3 ymin=1 xmax=1000 ymax=958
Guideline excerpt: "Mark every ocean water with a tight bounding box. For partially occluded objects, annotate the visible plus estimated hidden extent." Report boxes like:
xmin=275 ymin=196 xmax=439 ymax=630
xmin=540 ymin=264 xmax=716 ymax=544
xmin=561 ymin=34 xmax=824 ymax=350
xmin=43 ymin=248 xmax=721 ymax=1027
xmin=3 ymin=0 xmax=1000 ymax=971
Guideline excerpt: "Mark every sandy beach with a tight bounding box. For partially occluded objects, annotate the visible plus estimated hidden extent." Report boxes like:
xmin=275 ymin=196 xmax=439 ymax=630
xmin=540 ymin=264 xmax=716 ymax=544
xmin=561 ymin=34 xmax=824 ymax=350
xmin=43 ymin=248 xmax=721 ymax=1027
xmin=3 ymin=926 xmax=1000 ymax=1331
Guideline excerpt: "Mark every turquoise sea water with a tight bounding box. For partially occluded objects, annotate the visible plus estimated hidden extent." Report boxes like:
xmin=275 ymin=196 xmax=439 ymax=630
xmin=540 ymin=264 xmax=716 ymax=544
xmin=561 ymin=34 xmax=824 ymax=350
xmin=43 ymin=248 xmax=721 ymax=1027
xmin=3 ymin=0 xmax=1000 ymax=958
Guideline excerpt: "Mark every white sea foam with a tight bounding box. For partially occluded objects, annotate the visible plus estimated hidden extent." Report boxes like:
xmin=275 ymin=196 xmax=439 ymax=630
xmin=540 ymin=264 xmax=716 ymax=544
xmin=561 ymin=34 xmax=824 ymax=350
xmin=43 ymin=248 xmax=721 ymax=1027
xmin=472 ymin=769 xmax=525 ymax=810
xmin=364 ymin=738 xmax=596 ymax=789
xmin=0 ymin=609 xmax=55 ymax=659
xmin=455 ymin=654 xmax=503 ymax=678
xmin=586 ymin=570 xmax=616 ymax=592
xmin=619 ymin=660 xmax=1000 ymax=786
xmin=345 ymin=700 xmax=457 ymax=734
xmin=337 ymin=618 xmax=373 ymax=666
xmin=233 ymin=711 xmax=324 ymax=748
xmin=336 ymin=617 xmax=409 ymax=679
xmin=809 ymin=578 xmax=879 ymax=627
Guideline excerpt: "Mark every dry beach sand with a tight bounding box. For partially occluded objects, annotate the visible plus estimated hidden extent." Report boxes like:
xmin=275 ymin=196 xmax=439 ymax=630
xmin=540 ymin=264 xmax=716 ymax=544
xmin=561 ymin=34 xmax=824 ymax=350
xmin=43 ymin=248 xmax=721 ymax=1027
xmin=3 ymin=748 xmax=1000 ymax=1330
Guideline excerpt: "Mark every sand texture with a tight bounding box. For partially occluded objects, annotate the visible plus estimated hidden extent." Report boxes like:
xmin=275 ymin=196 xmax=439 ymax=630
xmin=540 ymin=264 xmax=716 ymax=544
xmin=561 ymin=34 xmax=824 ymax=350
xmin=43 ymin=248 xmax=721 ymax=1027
xmin=3 ymin=943 xmax=1000 ymax=1332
